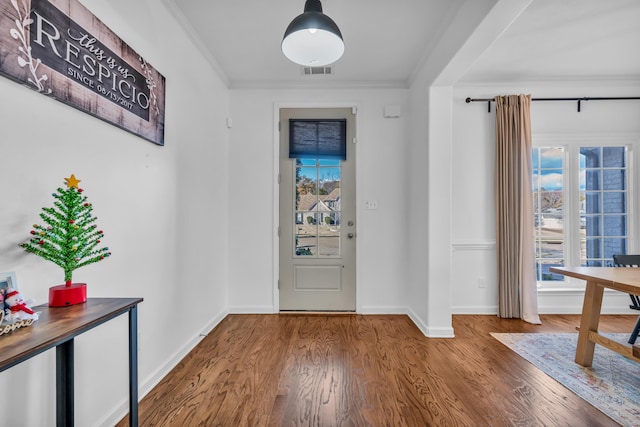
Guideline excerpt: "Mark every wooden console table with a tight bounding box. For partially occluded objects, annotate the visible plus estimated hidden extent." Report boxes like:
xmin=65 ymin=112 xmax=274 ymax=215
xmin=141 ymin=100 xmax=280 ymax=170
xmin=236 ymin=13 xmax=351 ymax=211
xmin=0 ymin=297 xmax=143 ymax=427
xmin=549 ymin=267 xmax=640 ymax=366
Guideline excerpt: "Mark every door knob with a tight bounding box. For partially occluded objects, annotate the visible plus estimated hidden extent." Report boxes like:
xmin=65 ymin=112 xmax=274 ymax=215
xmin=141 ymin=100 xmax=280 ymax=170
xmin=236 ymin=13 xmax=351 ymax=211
xmin=347 ymin=233 xmax=354 ymax=239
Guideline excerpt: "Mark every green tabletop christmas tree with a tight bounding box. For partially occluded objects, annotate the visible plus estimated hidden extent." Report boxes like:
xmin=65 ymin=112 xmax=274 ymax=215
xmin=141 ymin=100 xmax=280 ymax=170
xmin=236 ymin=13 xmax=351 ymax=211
xmin=21 ymin=174 xmax=110 ymax=305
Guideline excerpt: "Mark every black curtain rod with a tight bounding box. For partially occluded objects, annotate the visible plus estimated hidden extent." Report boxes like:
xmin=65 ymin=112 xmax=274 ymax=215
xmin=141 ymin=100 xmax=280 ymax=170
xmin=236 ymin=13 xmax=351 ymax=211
xmin=465 ymin=96 xmax=640 ymax=113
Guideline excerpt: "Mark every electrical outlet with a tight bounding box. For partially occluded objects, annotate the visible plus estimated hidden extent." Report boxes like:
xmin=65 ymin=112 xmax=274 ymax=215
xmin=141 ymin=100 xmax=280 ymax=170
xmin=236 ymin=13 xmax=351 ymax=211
xmin=365 ymin=200 xmax=378 ymax=210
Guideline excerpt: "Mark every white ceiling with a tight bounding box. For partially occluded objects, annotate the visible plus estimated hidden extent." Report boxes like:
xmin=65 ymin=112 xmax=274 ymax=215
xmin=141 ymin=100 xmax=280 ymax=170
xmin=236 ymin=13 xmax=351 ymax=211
xmin=167 ymin=0 xmax=640 ymax=89
xmin=459 ymin=0 xmax=640 ymax=84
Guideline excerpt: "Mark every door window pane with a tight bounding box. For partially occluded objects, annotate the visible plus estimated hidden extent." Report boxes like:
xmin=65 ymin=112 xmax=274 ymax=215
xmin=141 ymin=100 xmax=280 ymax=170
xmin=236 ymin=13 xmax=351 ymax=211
xmin=294 ymin=159 xmax=341 ymax=257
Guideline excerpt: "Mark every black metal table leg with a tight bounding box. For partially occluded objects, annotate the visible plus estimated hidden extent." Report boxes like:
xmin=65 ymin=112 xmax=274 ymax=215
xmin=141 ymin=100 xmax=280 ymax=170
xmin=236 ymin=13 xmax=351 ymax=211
xmin=56 ymin=338 xmax=74 ymax=427
xmin=629 ymin=315 xmax=640 ymax=344
xmin=129 ymin=305 xmax=139 ymax=426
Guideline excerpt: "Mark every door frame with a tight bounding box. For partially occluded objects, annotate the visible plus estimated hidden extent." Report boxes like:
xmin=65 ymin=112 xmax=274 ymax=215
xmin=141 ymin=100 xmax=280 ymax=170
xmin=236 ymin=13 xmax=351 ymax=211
xmin=272 ymin=102 xmax=361 ymax=312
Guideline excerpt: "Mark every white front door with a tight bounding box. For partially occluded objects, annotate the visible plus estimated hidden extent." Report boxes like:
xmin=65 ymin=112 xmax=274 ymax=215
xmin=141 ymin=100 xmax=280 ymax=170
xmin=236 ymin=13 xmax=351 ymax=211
xmin=279 ymin=107 xmax=356 ymax=311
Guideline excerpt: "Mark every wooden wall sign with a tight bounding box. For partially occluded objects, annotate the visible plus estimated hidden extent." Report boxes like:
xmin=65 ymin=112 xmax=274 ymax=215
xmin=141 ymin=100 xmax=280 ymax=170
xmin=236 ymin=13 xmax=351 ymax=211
xmin=0 ymin=0 xmax=166 ymax=145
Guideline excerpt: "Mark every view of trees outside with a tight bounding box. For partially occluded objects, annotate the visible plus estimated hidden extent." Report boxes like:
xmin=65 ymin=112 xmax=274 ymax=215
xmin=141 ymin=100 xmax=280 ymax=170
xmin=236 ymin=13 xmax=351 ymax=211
xmin=533 ymin=146 xmax=628 ymax=282
xmin=295 ymin=158 xmax=341 ymax=257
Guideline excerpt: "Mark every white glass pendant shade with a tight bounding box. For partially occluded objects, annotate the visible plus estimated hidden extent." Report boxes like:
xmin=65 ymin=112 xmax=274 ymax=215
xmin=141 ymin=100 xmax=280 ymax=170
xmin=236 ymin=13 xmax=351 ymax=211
xmin=282 ymin=0 xmax=344 ymax=66
xmin=282 ymin=28 xmax=344 ymax=66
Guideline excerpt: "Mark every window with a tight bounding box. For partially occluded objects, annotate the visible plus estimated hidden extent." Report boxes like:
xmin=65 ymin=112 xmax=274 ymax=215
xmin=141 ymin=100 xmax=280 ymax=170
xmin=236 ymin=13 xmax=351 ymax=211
xmin=294 ymin=158 xmax=341 ymax=257
xmin=533 ymin=140 xmax=633 ymax=287
xmin=533 ymin=147 xmax=564 ymax=282
xmin=289 ymin=118 xmax=346 ymax=257
xmin=580 ymin=147 xmax=628 ymax=266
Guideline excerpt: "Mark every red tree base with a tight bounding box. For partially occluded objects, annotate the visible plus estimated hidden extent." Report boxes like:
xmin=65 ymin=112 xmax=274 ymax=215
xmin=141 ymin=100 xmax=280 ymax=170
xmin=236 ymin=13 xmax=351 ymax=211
xmin=49 ymin=283 xmax=87 ymax=306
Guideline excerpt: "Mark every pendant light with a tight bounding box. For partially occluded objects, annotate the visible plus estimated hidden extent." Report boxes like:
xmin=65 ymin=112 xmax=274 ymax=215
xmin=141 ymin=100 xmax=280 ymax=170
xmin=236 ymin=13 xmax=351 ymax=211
xmin=282 ymin=0 xmax=344 ymax=66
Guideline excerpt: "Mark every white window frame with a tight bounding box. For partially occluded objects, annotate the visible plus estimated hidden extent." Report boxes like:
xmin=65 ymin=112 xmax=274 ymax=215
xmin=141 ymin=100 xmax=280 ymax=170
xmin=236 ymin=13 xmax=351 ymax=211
xmin=533 ymin=133 xmax=639 ymax=290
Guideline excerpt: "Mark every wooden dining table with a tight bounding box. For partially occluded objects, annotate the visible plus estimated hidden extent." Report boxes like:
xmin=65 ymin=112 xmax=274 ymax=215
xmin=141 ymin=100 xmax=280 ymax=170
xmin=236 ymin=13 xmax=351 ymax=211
xmin=549 ymin=266 xmax=640 ymax=366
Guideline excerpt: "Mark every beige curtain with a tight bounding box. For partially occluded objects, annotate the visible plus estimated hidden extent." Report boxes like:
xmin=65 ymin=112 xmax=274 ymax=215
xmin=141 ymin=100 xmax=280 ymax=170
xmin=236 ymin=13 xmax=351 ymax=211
xmin=494 ymin=94 xmax=541 ymax=324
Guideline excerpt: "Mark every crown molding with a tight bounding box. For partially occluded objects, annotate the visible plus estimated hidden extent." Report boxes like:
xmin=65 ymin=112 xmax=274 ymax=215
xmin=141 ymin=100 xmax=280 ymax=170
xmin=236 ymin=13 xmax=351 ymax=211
xmin=455 ymin=75 xmax=640 ymax=88
xmin=229 ymin=79 xmax=410 ymax=91
xmin=161 ymin=0 xmax=230 ymax=88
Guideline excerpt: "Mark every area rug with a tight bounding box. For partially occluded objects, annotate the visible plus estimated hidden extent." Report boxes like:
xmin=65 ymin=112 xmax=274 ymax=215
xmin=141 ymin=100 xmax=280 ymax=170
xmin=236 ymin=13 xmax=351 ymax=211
xmin=491 ymin=333 xmax=640 ymax=427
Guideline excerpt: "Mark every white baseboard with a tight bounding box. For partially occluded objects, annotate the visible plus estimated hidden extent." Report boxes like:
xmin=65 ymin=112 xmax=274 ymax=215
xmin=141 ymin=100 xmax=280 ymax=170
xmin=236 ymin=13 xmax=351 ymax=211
xmin=360 ymin=306 xmax=455 ymax=338
xmin=359 ymin=305 xmax=407 ymax=314
xmin=95 ymin=308 xmax=229 ymax=427
xmin=407 ymin=307 xmax=455 ymax=338
xmin=453 ymin=306 xmax=498 ymax=315
xmin=228 ymin=305 xmax=276 ymax=314
xmin=453 ymin=291 xmax=637 ymax=315
xmin=139 ymin=308 xmax=229 ymax=396
xmin=538 ymin=289 xmax=636 ymax=314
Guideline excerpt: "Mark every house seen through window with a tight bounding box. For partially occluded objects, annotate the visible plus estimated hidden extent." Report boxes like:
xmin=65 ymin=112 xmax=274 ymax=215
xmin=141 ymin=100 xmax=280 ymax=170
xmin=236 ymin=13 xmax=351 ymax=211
xmin=533 ymin=144 xmax=630 ymax=286
xmin=295 ymin=158 xmax=341 ymax=257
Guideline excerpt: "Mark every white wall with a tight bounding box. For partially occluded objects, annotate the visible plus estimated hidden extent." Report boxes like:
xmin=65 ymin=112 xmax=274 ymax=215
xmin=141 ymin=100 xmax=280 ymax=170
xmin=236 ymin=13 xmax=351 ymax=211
xmin=0 ymin=0 xmax=230 ymax=425
xmin=227 ymin=88 xmax=410 ymax=315
xmin=452 ymin=81 xmax=640 ymax=315
xmin=406 ymin=76 xmax=431 ymax=333
xmin=3 ymin=0 xmax=636 ymax=424
xmin=405 ymin=77 xmax=457 ymax=338
xmin=402 ymin=0 xmax=504 ymax=338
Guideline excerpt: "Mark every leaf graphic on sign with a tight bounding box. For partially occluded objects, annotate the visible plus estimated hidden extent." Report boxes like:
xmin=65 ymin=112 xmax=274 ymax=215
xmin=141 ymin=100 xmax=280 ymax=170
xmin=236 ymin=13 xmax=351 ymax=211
xmin=140 ymin=57 xmax=160 ymax=117
xmin=9 ymin=0 xmax=52 ymax=94
xmin=9 ymin=28 xmax=21 ymax=40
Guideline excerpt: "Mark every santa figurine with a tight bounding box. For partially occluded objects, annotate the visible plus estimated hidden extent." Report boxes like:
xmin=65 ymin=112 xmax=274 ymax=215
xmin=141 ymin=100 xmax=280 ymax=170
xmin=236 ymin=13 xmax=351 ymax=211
xmin=4 ymin=288 xmax=38 ymax=323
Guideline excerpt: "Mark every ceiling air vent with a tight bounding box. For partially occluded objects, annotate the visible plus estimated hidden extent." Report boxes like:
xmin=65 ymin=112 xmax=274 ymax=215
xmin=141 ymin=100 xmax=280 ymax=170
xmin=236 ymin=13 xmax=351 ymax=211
xmin=302 ymin=66 xmax=333 ymax=76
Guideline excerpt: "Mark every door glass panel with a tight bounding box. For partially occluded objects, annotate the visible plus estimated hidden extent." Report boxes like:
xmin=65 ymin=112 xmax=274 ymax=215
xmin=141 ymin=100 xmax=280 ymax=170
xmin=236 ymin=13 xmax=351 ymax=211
xmin=294 ymin=159 xmax=341 ymax=257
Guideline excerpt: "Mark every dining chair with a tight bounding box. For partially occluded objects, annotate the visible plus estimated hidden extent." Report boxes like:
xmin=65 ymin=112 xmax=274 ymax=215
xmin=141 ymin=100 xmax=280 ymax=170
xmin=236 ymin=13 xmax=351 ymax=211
xmin=612 ymin=254 xmax=640 ymax=344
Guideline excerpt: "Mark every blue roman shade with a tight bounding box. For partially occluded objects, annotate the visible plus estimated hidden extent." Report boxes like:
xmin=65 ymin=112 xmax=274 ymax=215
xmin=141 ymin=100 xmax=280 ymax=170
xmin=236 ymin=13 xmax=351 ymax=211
xmin=289 ymin=119 xmax=347 ymax=160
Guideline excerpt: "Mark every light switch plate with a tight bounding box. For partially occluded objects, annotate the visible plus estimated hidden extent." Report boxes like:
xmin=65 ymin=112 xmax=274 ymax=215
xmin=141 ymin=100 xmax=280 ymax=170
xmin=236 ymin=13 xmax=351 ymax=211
xmin=365 ymin=200 xmax=378 ymax=210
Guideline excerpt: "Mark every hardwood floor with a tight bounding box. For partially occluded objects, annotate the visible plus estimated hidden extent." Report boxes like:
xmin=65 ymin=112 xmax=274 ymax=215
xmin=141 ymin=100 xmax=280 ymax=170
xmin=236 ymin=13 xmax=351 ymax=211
xmin=117 ymin=314 xmax=636 ymax=426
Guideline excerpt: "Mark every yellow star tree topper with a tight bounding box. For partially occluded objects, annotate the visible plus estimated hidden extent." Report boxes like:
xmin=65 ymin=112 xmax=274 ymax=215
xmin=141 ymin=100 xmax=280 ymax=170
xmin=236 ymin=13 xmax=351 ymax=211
xmin=64 ymin=174 xmax=81 ymax=189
